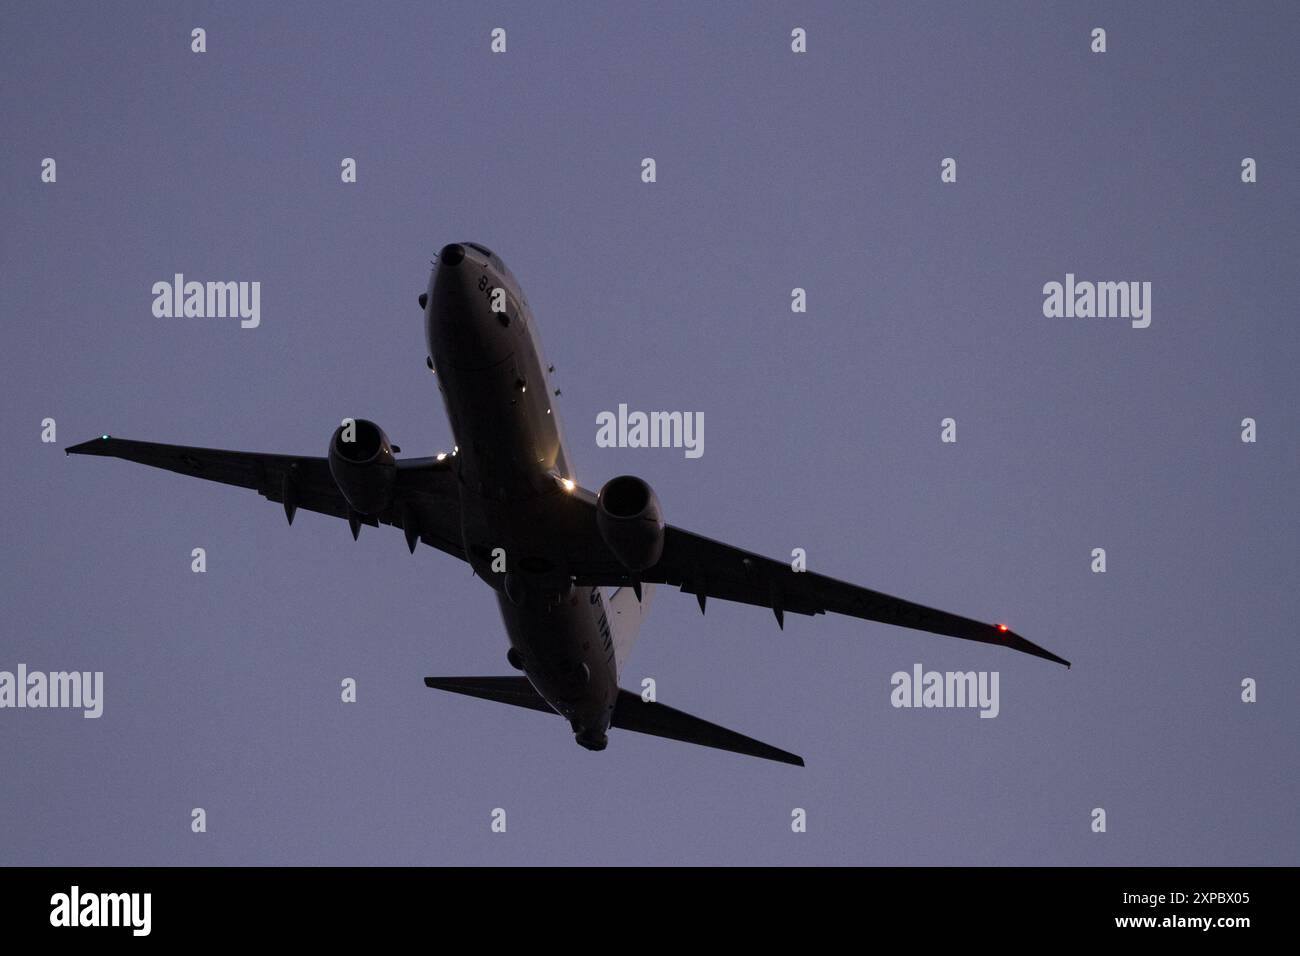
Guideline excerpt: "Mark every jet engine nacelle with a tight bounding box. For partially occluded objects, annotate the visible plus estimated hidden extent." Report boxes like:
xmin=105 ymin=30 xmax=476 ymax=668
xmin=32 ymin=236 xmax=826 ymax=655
xmin=328 ymin=418 xmax=396 ymax=515
xmin=595 ymin=475 xmax=664 ymax=572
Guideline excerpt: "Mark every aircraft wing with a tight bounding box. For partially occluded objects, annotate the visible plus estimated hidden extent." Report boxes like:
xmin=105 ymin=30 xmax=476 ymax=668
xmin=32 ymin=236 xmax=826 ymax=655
xmin=557 ymin=486 xmax=1069 ymax=667
xmin=65 ymin=436 xmax=465 ymax=560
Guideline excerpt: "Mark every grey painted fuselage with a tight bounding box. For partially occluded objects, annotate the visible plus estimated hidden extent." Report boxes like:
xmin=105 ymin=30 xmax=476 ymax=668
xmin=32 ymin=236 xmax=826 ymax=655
xmin=424 ymin=242 xmax=617 ymax=750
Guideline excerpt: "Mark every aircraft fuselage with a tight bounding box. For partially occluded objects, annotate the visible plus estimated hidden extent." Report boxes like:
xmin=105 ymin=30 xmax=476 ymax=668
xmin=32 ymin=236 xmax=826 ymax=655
xmin=424 ymin=242 xmax=618 ymax=750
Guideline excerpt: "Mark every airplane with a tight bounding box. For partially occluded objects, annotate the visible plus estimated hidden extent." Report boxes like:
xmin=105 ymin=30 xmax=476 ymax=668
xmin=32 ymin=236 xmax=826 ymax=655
xmin=68 ymin=241 xmax=1070 ymax=767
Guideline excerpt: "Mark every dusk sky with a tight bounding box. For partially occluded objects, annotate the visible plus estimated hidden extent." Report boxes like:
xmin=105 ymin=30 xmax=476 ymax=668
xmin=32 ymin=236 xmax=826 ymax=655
xmin=2 ymin=2 xmax=1297 ymax=865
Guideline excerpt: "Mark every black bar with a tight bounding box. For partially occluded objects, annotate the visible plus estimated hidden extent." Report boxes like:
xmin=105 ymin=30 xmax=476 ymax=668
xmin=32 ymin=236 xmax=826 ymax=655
xmin=0 ymin=866 xmax=1284 ymax=941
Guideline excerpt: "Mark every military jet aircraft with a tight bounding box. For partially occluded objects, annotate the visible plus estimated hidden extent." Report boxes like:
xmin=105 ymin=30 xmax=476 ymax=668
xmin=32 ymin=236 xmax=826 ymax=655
xmin=69 ymin=242 xmax=1069 ymax=767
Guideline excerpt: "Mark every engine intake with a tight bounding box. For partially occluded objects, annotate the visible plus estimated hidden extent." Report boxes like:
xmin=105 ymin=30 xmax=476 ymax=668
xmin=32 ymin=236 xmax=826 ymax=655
xmin=596 ymin=475 xmax=664 ymax=572
xmin=328 ymin=418 xmax=396 ymax=514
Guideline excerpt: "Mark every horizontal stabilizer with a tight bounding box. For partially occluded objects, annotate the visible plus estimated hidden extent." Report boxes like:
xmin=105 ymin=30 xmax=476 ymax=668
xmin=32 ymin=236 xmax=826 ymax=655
xmin=423 ymin=676 xmax=557 ymax=715
xmin=423 ymin=676 xmax=804 ymax=766
xmin=612 ymin=690 xmax=804 ymax=766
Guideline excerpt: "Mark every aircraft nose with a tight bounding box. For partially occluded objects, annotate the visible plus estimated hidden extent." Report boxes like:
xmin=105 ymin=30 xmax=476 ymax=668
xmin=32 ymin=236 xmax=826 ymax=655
xmin=429 ymin=243 xmax=513 ymax=370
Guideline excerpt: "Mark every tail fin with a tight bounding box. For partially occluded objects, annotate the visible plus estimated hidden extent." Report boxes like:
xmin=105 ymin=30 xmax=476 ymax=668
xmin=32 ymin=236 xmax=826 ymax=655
xmin=606 ymin=583 xmax=654 ymax=674
xmin=423 ymin=675 xmax=803 ymax=767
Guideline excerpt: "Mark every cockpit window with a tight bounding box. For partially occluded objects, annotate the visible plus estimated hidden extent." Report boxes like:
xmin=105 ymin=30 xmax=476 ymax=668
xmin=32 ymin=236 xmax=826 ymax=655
xmin=466 ymin=243 xmax=493 ymax=257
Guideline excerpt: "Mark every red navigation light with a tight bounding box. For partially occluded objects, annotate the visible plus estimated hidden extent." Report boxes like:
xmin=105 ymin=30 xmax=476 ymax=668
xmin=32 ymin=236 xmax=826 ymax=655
xmin=996 ymin=624 xmax=1009 ymax=633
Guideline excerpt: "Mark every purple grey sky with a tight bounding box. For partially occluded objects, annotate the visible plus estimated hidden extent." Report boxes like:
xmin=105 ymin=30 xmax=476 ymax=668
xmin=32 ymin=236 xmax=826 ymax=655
xmin=2 ymin=2 xmax=1297 ymax=865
